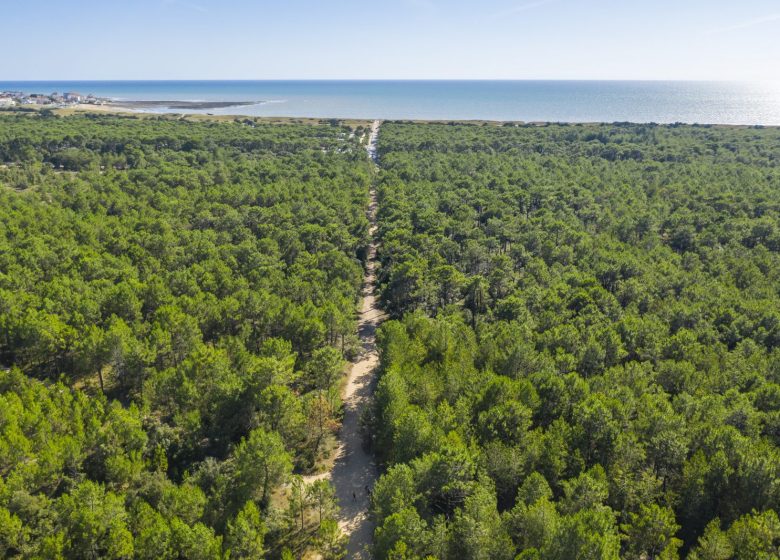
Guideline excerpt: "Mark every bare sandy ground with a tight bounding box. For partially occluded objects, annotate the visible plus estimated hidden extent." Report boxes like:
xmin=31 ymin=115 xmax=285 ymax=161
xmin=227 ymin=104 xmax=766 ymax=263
xmin=302 ymin=121 xmax=383 ymax=559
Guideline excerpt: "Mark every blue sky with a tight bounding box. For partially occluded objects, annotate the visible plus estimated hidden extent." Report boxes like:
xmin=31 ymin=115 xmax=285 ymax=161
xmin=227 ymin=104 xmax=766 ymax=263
xmin=1 ymin=0 xmax=779 ymax=80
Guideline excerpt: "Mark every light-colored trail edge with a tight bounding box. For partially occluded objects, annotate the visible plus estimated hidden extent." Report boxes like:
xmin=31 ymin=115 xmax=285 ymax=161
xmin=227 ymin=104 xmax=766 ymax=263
xmin=304 ymin=120 xmax=383 ymax=559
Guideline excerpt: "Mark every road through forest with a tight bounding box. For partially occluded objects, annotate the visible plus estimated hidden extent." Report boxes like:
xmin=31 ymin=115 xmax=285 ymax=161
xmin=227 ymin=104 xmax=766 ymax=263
xmin=305 ymin=120 xmax=383 ymax=558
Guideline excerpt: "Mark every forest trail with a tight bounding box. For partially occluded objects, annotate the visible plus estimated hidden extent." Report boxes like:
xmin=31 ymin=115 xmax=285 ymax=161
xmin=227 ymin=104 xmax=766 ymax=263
xmin=304 ymin=120 xmax=383 ymax=558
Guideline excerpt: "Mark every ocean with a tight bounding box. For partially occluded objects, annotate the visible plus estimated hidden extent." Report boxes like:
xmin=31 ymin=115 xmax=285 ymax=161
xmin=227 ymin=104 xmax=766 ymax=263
xmin=1 ymin=80 xmax=779 ymax=125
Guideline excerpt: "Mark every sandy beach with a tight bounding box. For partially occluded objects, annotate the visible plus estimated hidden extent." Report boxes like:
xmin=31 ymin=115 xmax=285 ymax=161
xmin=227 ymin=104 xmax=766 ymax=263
xmin=68 ymin=100 xmax=258 ymax=114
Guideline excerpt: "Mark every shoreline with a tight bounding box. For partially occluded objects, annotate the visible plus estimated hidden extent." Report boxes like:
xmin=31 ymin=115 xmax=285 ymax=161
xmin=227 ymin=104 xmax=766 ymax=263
xmin=4 ymin=81 xmax=779 ymax=126
xmin=66 ymin=107 xmax=780 ymax=128
xmin=1 ymin=104 xmax=777 ymax=128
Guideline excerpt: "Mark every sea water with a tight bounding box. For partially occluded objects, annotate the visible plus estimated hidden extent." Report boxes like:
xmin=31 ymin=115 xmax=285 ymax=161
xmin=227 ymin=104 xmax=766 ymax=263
xmin=1 ymin=80 xmax=779 ymax=124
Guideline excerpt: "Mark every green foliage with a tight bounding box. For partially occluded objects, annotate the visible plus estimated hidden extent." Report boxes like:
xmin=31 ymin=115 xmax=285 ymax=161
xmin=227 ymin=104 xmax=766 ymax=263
xmin=621 ymin=504 xmax=682 ymax=560
xmin=55 ymin=481 xmax=134 ymax=560
xmin=0 ymin=113 xmax=369 ymax=557
xmin=232 ymin=428 xmax=292 ymax=509
xmin=5 ymin=115 xmax=780 ymax=558
xmin=225 ymin=501 xmax=266 ymax=559
xmin=312 ymin=518 xmax=347 ymax=560
xmin=368 ymin=122 xmax=780 ymax=559
xmin=688 ymin=511 xmax=780 ymax=560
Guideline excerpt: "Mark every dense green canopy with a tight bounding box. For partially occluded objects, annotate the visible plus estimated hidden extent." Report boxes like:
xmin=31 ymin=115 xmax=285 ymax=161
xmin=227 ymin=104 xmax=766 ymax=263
xmin=2 ymin=113 xmax=780 ymax=559
xmin=0 ymin=113 xmax=369 ymax=558
xmin=369 ymin=121 xmax=780 ymax=559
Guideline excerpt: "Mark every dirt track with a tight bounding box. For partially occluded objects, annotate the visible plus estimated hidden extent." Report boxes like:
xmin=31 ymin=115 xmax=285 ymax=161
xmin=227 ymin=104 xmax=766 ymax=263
xmin=303 ymin=121 xmax=383 ymax=558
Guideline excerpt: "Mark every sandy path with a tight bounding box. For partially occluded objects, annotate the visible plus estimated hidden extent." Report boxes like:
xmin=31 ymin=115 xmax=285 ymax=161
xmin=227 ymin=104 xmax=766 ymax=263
xmin=303 ymin=121 xmax=383 ymax=558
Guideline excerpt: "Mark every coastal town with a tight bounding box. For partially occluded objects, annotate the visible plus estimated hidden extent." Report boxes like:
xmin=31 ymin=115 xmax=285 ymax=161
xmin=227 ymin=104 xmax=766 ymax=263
xmin=0 ymin=90 xmax=108 ymax=108
xmin=0 ymin=90 xmax=258 ymax=113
